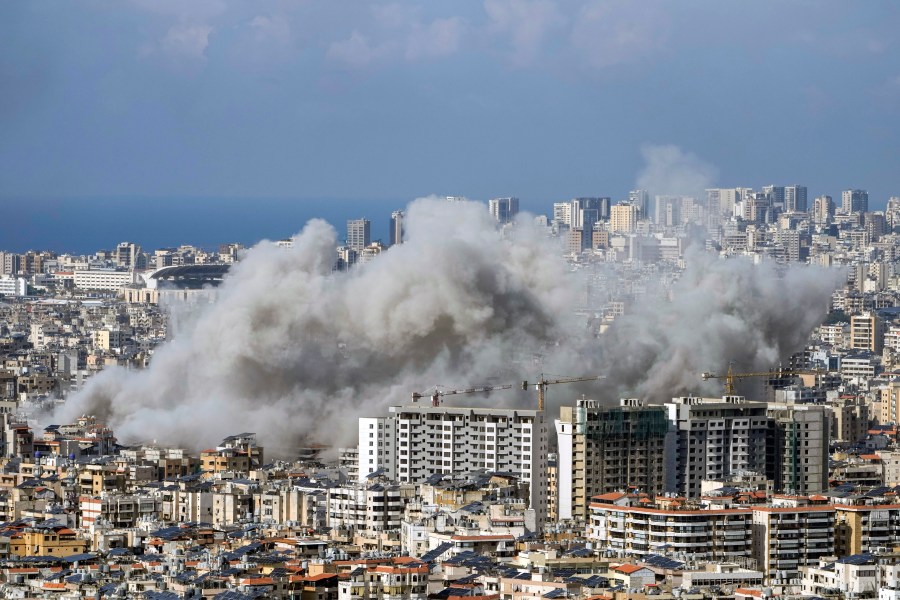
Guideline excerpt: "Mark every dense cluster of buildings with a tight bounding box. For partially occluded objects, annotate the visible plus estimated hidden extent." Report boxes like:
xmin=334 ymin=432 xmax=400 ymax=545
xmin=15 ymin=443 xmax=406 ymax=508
xmin=2 ymin=189 xmax=900 ymax=598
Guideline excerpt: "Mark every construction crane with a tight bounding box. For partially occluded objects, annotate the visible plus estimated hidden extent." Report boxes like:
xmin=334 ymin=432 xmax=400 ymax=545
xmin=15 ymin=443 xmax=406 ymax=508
xmin=700 ymin=364 xmax=814 ymax=396
xmin=522 ymin=374 xmax=606 ymax=411
xmin=412 ymin=383 xmax=514 ymax=407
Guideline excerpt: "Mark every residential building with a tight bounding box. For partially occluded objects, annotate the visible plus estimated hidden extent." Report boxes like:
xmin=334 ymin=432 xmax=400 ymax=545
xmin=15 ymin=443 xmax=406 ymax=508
xmin=851 ymin=312 xmax=884 ymax=353
xmin=555 ymin=398 xmax=667 ymax=522
xmin=664 ymin=396 xmax=769 ymax=498
xmin=359 ymin=404 xmax=548 ymax=525
xmin=628 ymin=190 xmax=649 ymax=220
xmin=800 ymin=554 xmax=879 ymax=597
xmin=834 ymin=503 xmax=900 ymax=556
xmin=751 ymin=504 xmax=836 ymax=587
xmin=766 ymin=405 xmax=830 ymax=495
xmin=784 ymin=185 xmax=808 ymax=213
xmin=587 ymin=494 xmax=753 ymax=562
xmin=347 ymin=219 xmax=371 ymax=251
xmin=842 ymin=189 xmax=869 ymax=214
xmin=390 ymin=211 xmax=405 ymax=246
xmin=610 ymin=202 xmax=638 ymax=234
xmin=488 ymin=197 xmax=519 ymax=224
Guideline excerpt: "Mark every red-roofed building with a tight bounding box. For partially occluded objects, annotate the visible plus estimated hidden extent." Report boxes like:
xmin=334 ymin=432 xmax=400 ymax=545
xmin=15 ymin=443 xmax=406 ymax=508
xmin=609 ymin=563 xmax=655 ymax=588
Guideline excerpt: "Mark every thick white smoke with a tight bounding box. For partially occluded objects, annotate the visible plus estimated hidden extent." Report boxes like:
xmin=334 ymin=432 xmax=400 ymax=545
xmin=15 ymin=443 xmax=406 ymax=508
xmin=595 ymin=251 xmax=846 ymax=401
xmin=53 ymin=198 xmax=582 ymax=453
xmin=52 ymin=198 xmax=844 ymax=454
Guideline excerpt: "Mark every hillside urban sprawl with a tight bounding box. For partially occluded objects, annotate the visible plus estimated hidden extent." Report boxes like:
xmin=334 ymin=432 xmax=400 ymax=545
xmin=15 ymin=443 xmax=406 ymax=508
xmin=2 ymin=189 xmax=900 ymax=599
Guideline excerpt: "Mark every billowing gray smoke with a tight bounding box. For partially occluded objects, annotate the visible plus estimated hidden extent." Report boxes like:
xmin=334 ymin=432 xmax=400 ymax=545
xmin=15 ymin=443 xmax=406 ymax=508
xmin=53 ymin=198 xmax=580 ymax=453
xmin=595 ymin=252 xmax=846 ymax=402
xmin=53 ymin=197 xmax=844 ymax=453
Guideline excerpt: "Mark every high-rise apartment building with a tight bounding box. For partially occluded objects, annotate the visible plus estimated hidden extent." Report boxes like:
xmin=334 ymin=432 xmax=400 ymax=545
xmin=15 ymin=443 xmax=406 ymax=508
xmin=763 ymin=185 xmax=785 ymax=208
xmin=850 ymin=312 xmax=884 ymax=353
xmin=610 ymin=202 xmax=638 ymax=233
xmin=664 ymin=396 xmax=769 ymax=498
xmin=552 ymin=202 xmax=573 ymax=228
xmin=784 ymin=184 xmax=808 ymax=212
xmin=813 ymin=195 xmax=835 ymax=225
xmin=555 ymin=398 xmax=667 ymax=522
xmin=357 ymin=403 xmax=548 ymax=525
xmin=655 ymin=196 xmax=682 ymax=227
xmin=766 ymin=405 xmax=831 ymax=495
xmin=115 ymin=242 xmax=143 ymax=269
xmin=572 ymin=197 xmax=609 ymax=221
xmin=488 ymin=197 xmax=519 ymax=224
xmin=842 ymin=189 xmax=869 ymax=214
xmin=389 ymin=211 xmax=405 ymax=246
xmin=0 ymin=253 xmax=20 ymax=276
xmin=346 ymin=219 xmax=371 ymax=251
xmin=628 ymin=190 xmax=650 ymax=220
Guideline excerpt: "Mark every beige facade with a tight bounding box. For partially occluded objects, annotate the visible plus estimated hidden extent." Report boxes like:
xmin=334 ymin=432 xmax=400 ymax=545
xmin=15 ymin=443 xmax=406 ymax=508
xmin=610 ymin=203 xmax=638 ymax=233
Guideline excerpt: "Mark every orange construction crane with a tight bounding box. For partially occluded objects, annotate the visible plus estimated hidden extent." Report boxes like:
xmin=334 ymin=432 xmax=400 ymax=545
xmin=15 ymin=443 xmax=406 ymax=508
xmin=700 ymin=364 xmax=814 ymax=396
xmin=412 ymin=383 xmax=514 ymax=407
xmin=522 ymin=374 xmax=606 ymax=411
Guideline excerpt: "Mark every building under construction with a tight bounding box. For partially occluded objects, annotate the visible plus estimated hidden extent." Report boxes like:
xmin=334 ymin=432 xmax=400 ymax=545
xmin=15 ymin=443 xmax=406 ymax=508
xmin=555 ymin=398 xmax=668 ymax=522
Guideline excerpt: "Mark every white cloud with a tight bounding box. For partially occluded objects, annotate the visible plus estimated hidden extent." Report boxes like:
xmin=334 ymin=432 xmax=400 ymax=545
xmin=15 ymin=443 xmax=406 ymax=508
xmin=328 ymin=10 xmax=466 ymax=70
xmin=570 ymin=0 xmax=668 ymax=69
xmin=484 ymin=0 xmax=566 ymax=66
xmin=405 ymin=17 xmax=465 ymax=61
xmin=160 ymin=24 xmax=213 ymax=62
xmin=327 ymin=31 xmax=396 ymax=69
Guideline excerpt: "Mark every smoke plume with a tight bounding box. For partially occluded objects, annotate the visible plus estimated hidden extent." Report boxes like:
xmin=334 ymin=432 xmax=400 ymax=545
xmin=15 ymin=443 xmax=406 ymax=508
xmin=52 ymin=197 xmax=843 ymax=454
xmin=636 ymin=143 xmax=717 ymax=200
xmin=53 ymin=198 xmax=581 ymax=453
xmin=595 ymin=252 xmax=845 ymax=401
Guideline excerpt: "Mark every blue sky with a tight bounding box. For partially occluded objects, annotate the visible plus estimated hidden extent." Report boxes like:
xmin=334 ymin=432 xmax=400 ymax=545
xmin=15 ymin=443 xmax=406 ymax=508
xmin=1 ymin=1 xmax=898 ymax=206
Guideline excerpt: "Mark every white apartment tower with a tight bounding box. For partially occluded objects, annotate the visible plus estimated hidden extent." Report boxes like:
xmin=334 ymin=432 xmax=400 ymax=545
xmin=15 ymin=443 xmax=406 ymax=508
xmin=552 ymin=202 xmax=573 ymax=228
xmin=390 ymin=211 xmax=405 ymax=246
xmin=358 ymin=403 xmax=548 ymax=525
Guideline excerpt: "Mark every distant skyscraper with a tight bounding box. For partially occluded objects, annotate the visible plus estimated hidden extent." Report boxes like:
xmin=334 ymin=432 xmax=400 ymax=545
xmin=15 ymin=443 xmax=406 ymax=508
xmin=552 ymin=202 xmax=573 ymax=227
xmin=654 ymin=196 xmax=682 ymax=227
xmin=488 ymin=197 xmax=519 ymax=224
xmin=572 ymin=197 xmax=608 ymax=221
xmin=346 ymin=219 xmax=371 ymax=250
xmin=389 ymin=211 xmax=405 ymax=246
xmin=784 ymin=185 xmax=808 ymax=212
xmin=115 ymin=242 xmax=142 ymax=269
xmin=842 ymin=189 xmax=869 ymax=214
xmin=763 ymin=185 xmax=785 ymax=208
xmin=708 ymin=188 xmax=741 ymax=218
xmin=813 ymin=195 xmax=835 ymax=225
xmin=629 ymin=190 xmax=650 ymax=219
xmin=610 ymin=202 xmax=638 ymax=233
